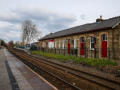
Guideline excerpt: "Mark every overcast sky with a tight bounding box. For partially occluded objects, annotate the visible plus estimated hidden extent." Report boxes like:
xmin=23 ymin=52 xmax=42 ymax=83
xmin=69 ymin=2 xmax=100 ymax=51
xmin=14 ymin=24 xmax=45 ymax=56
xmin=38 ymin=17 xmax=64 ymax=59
xmin=0 ymin=0 xmax=120 ymax=42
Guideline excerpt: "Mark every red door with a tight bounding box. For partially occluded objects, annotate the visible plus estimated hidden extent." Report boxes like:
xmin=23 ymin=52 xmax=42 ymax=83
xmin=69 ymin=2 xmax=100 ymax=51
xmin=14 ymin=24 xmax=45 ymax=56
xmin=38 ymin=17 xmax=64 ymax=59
xmin=80 ymin=37 xmax=85 ymax=55
xmin=68 ymin=40 xmax=70 ymax=54
xmin=102 ymin=35 xmax=107 ymax=58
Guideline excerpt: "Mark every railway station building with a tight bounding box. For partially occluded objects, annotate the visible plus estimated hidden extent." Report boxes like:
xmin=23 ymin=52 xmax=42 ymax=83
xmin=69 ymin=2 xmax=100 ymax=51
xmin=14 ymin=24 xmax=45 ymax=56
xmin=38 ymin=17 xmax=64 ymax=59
xmin=38 ymin=16 xmax=120 ymax=60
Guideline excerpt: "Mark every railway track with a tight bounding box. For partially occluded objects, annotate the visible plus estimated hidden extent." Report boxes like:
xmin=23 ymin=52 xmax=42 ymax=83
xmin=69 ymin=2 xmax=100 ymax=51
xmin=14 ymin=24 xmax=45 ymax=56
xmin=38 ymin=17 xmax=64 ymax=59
xmin=20 ymin=55 xmax=81 ymax=90
xmin=9 ymin=49 xmax=120 ymax=90
xmin=9 ymin=49 xmax=81 ymax=90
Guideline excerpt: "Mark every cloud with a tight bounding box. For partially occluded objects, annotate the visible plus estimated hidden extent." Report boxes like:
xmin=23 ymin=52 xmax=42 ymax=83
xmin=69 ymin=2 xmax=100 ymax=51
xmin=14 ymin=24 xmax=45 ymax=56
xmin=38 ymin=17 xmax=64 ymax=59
xmin=0 ymin=8 xmax=76 ymax=42
xmin=80 ymin=14 xmax=86 ymax=20
xmin=0 ymin=12 xmax=21 ymax=23
xmin=15 ymin=8 xmax=76 ymax=31
xmin=0 ymin=29 xmax=21 ymax=42
xmin=0 ymin=22 xmax=21 ymax=42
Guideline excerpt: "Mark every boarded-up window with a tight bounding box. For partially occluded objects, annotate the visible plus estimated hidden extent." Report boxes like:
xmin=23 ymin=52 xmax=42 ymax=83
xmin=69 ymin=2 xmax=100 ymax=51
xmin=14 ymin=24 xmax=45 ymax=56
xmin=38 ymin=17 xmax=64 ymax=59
xmin=63 ymin=40 xmax=65 ymax=49
xmin=49 ymin=40 xmax=54 ymax=48
xmin=59 ymin=40 xmax=61 ymax=48
xmin=74 ymin=39 xmax=77 ymax=49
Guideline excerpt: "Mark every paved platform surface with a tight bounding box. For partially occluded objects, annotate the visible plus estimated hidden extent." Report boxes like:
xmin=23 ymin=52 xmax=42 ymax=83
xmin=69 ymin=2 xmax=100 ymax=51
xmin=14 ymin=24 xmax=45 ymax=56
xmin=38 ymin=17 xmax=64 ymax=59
xmin=0 ymin=49 xmax=12 ymax=90
xmin=0 ymin=48 xmax=57 ymax=90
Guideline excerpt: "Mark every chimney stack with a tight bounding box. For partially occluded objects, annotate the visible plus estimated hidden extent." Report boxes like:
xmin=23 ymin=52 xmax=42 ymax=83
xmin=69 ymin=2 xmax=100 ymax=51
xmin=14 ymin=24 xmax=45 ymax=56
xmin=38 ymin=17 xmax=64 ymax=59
xmin=96 ymin=15 xmax=103 ymax=22
xmin=100 ymin=15 xmax=102 ymax=20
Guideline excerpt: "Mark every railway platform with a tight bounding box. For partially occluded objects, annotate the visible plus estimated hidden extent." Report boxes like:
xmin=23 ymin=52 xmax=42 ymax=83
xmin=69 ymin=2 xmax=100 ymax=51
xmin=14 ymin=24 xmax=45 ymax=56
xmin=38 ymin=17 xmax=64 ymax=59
xmin=0 ymin=48 xmax=57 ymax=90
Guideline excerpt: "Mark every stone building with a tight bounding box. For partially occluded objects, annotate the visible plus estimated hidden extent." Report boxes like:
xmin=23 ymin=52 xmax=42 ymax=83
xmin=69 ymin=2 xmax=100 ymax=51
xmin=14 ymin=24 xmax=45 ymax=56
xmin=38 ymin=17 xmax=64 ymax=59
xmin=38 ymin=16 xmax=120 ymax=60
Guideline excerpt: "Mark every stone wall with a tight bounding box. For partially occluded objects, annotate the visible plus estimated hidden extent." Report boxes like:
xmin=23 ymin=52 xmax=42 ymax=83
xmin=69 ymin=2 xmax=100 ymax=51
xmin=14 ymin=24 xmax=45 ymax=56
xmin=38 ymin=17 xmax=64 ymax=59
xmin=38 ymin=26 xmax=120 ymax=60
xmin=112 ymin=25 xmax=120 ymax=60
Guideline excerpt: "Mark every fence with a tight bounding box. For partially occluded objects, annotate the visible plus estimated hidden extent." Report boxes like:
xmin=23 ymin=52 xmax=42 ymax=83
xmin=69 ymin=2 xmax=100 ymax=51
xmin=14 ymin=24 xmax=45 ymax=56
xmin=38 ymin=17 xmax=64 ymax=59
xmin=38 ymin=47 xmax=120 ymax=60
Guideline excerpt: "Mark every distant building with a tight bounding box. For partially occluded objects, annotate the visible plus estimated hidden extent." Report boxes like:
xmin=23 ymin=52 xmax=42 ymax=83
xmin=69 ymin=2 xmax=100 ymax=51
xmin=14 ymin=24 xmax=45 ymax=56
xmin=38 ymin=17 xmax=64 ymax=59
xmin=38 ymin=16 xmax=120 ymax=60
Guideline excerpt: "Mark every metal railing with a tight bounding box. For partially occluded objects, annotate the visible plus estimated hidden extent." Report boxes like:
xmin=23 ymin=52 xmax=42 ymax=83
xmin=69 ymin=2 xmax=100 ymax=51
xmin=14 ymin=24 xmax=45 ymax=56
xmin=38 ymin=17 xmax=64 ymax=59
xmin=37 ymin=47 xmax=120 ymax=60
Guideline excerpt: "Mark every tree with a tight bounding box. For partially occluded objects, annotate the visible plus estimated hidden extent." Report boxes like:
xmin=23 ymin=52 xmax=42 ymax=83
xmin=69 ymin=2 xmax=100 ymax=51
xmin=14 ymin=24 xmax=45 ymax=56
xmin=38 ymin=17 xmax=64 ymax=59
xmin=8 ymin=41 xmax=14 ymax=48
xmin=0 ymin=40 xmax=7 ymax=47
xmin=21 ymin=20 xmax=42 ymax=45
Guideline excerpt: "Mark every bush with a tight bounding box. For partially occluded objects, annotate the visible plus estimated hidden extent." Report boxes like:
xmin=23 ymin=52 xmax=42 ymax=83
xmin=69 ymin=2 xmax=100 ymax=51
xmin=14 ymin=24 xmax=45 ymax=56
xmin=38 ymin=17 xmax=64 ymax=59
xmin=30 ymin=45 xmax=37 ymax=50
xmin=32 ymin=51 xmax=118 ymax=67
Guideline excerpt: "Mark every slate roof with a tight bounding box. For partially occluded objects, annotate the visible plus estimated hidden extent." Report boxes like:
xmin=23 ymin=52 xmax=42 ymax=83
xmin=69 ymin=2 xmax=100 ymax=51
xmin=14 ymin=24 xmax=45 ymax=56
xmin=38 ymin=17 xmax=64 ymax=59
xmin=39 ymin=16 xmax=120 ymax=40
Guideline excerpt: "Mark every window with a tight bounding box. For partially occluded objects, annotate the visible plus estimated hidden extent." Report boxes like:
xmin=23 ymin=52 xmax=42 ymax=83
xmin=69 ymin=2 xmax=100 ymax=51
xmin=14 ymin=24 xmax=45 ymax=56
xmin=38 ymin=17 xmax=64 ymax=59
xmin=102 ymin=34 xmax=107 ymax=41
xmin=81 ymin=37 xmax=85 ymax=43
xmin=62 ymin=40 xmax=65 ymax=49
xmin=48 ymin=40 xmax=54 ymax=48
xmin=55 ymin=41 xmax=57 ymax=48
xmin=74 ymin=39 xmax=77 ymax=49
xmin=59 ymin=40 xmax=61 ymax=48
xmin=80 ymin=37 xmax=85 ymax=49
xmin=90 ymin=36 xmax=96 ymax=50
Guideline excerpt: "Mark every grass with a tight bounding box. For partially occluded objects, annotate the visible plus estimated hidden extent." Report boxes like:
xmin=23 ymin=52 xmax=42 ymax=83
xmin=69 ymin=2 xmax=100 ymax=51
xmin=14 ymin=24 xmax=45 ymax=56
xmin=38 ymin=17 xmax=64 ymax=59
xmin=32 ymin=51 xmax=118 ymax=67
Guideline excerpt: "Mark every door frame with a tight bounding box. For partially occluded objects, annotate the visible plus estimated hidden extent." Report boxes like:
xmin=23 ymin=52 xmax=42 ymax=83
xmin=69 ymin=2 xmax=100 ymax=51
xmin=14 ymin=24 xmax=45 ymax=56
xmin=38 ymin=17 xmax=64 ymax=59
xmin=68 ymin=39 xmax=70 ymax=54
xmin=101 ymin=34 xmax=107 ymax=58
xmin=80 ymin=37 xmax=85 ymax=56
